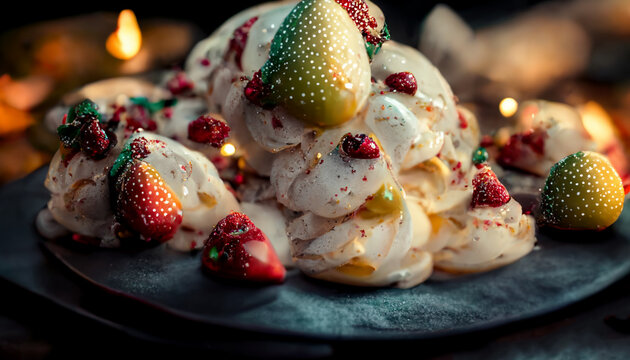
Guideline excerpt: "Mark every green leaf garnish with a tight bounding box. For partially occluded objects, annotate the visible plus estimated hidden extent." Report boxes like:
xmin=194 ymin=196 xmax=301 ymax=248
xmin=67 ymin=99 xmax=102 ymax=123
xmin=130 ymin=97 xmax=178 ymax=114
xmin=56 ymin=124 xmax=81 ymax=149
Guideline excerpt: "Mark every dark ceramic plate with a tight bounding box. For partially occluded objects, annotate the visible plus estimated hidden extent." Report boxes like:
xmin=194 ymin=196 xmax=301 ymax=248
xmin=5 ymin=167 xmax=630 ymax=341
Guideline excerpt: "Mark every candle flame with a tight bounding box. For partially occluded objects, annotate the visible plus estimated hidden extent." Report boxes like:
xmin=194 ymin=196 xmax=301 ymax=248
xmin=106 ymin=10 xmax=142 ymax=60
xmin=499 ymin=97 xmax=519 ymax=118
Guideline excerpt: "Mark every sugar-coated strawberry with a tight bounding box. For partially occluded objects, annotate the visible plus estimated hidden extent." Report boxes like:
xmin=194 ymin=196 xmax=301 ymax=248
xmin=259 ymin=0 xmax=372 ymax=126
xmin=202 ymin=212 xmax=286 ymax=283
xmin=79 ymin=119 xmax=110 ymax=159
xmin=541 ymin=151 xmax=625 ymax=230
xmin=385 ymin=72 xmax=417 ymax=95
xmin=340 ymin=133 xmax=380 ymax=159
xmin=115 ymin=160 xmax=183 ymax=242
xmin=187 ymin=115 xmax=230 ymax=147
xmin=472 ymin=167 xmax=511 ymax=208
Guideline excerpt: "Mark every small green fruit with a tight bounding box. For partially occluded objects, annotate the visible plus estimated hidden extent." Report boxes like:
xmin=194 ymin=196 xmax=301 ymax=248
xmin=541 ymin=151 xmax=625 ymax=230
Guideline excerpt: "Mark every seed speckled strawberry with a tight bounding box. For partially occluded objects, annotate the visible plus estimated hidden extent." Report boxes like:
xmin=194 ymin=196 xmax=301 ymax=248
xmin=202 ymin=212 xmax=286 ymax=283
xmin=115 ymin=160 xmax=183 ymax=242
xmin=472 ymin=167 xmax=511 ymax=208
xmin=259 ymin=0 xmax=371 ymax=126
xmin=541 ymin=151 xmax=625 ymax=230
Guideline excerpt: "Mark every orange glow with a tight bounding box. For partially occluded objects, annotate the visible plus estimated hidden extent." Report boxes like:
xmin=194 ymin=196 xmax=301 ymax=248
xmin=579 ymin=101 xmax=616 ymax=149
xmin=106 ymin=10 xmax=142 ymax=60
xmin=499 ymin=97 xmax=519 ymax=118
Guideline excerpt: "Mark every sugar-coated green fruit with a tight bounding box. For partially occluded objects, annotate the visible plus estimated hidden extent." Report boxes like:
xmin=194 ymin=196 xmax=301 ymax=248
xmin=541 ymin=151 xmax=625 ymax=230
xmin=260 ymin=0 xmax=371 ymax=127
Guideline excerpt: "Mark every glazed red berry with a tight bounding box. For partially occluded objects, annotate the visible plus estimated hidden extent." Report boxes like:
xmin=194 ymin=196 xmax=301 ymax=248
xmin=228 ymin=16 xmax=258 ymax=70
xmin=340 ymin=133 xmax=380 ymax=159
xmin=80 ymin=119 xmax=110 ymax=159
xmin=188 ymin=115 xmax=231 ymax=148
xmin=202 ymin=212 xmax=286 ymax=283
xmin=385 ymin=72 xmax=418 ymax=95
xmin=115 ymin=160 xmax=183 ymax=242
xmin=471 ymin=167 xmax=511 ymax=208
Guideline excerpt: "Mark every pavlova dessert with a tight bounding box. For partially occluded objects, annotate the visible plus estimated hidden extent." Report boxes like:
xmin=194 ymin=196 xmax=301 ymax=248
xmin=37 ymin=0 xmax=626 ymax=288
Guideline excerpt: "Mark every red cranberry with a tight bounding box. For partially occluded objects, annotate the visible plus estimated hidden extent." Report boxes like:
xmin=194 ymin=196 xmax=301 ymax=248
xmin=188 ymin=115 xmax=231 ymax=148
xmin=385 ymin=72 xmax=418 ymax=95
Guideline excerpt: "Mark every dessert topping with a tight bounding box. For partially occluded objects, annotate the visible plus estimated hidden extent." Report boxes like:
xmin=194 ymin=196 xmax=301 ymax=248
xmin=472 ymin=147 xmax=489 ymax=165
xmin=340 ymin=133 xmax=380 ymax=159
xmin=258 ymin=0 xmax=371 ymax=126
xmin=541 ymin=151 xmax=625 ymax=230
xmin=187 ymin=115 xmax=231 ymax=147
xmin=202 ymin=212 xmax=286 ymax=283
xmin=472 ymin=167 xmax=511 ymax=208
xmin=79 ymin=119 xmax=111 ymax=159
xmin=114 ymin=160 xmax=183 ymax=242
xmin=385 ymin=72 xmax=417 ymax=95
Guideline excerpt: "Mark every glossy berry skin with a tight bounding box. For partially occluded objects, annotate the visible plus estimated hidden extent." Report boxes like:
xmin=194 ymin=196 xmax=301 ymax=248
xmin=339 ymin=133 xmax=380 ymax=159
xmin=385 ymin=72 xmax=417 ymax=95
xmin=260 ymin=0 xmax=371 ymax=127
xmin=471 ymin=167 xmax=511 ymax=208
xmin=202 ymin=212 xmax=286 ymax=284
xmin=542 ymin=151 xmax=625 ymax=230
xmin=79 ymin=119 xmax=110 ymax=159
xmin=115 ymin=160 xmax=183 ymax=242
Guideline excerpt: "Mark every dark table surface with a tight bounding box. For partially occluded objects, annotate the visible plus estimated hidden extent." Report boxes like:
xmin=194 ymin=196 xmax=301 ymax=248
xmin=1 ymin=167 xmax=630 ymax=360
xmin=1 ymin=270 xmax=630 ymax=359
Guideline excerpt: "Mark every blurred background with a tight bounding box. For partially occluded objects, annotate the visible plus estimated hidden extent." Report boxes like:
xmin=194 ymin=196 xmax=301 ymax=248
xmin=0 ymin=0 xmax=629 ymax=184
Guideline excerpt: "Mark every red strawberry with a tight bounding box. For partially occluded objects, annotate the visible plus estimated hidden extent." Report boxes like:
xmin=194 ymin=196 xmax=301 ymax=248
xmin=385 ymin=72 xmax=417 ymax=95
xmin=115 ymin=160 xmax=183 ymax=242
xmin=202 ymin=212 xmax=286 ymax=284
xmin=471 ymin=167 xmax=510 ymax=208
